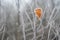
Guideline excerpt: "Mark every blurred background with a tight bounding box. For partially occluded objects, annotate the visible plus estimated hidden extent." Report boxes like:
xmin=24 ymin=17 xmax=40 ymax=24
xmin=0 ymin=0 xmax=60 ymax=40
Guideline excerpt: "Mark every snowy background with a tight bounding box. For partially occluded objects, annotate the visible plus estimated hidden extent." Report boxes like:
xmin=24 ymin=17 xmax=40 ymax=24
xmin=0 ymin=0 xmax=60 ymax=40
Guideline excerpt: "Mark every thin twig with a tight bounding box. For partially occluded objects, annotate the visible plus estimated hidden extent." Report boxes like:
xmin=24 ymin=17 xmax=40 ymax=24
xmin=47 ymin=7 xmax=57 ymax=40
xmin=1 ymin=26 xmax=5 ymax=40
xmin=20 ymin=12 xmax=26 ymax=40
xmin=25 ymin=10 xmax=34 ymax=30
